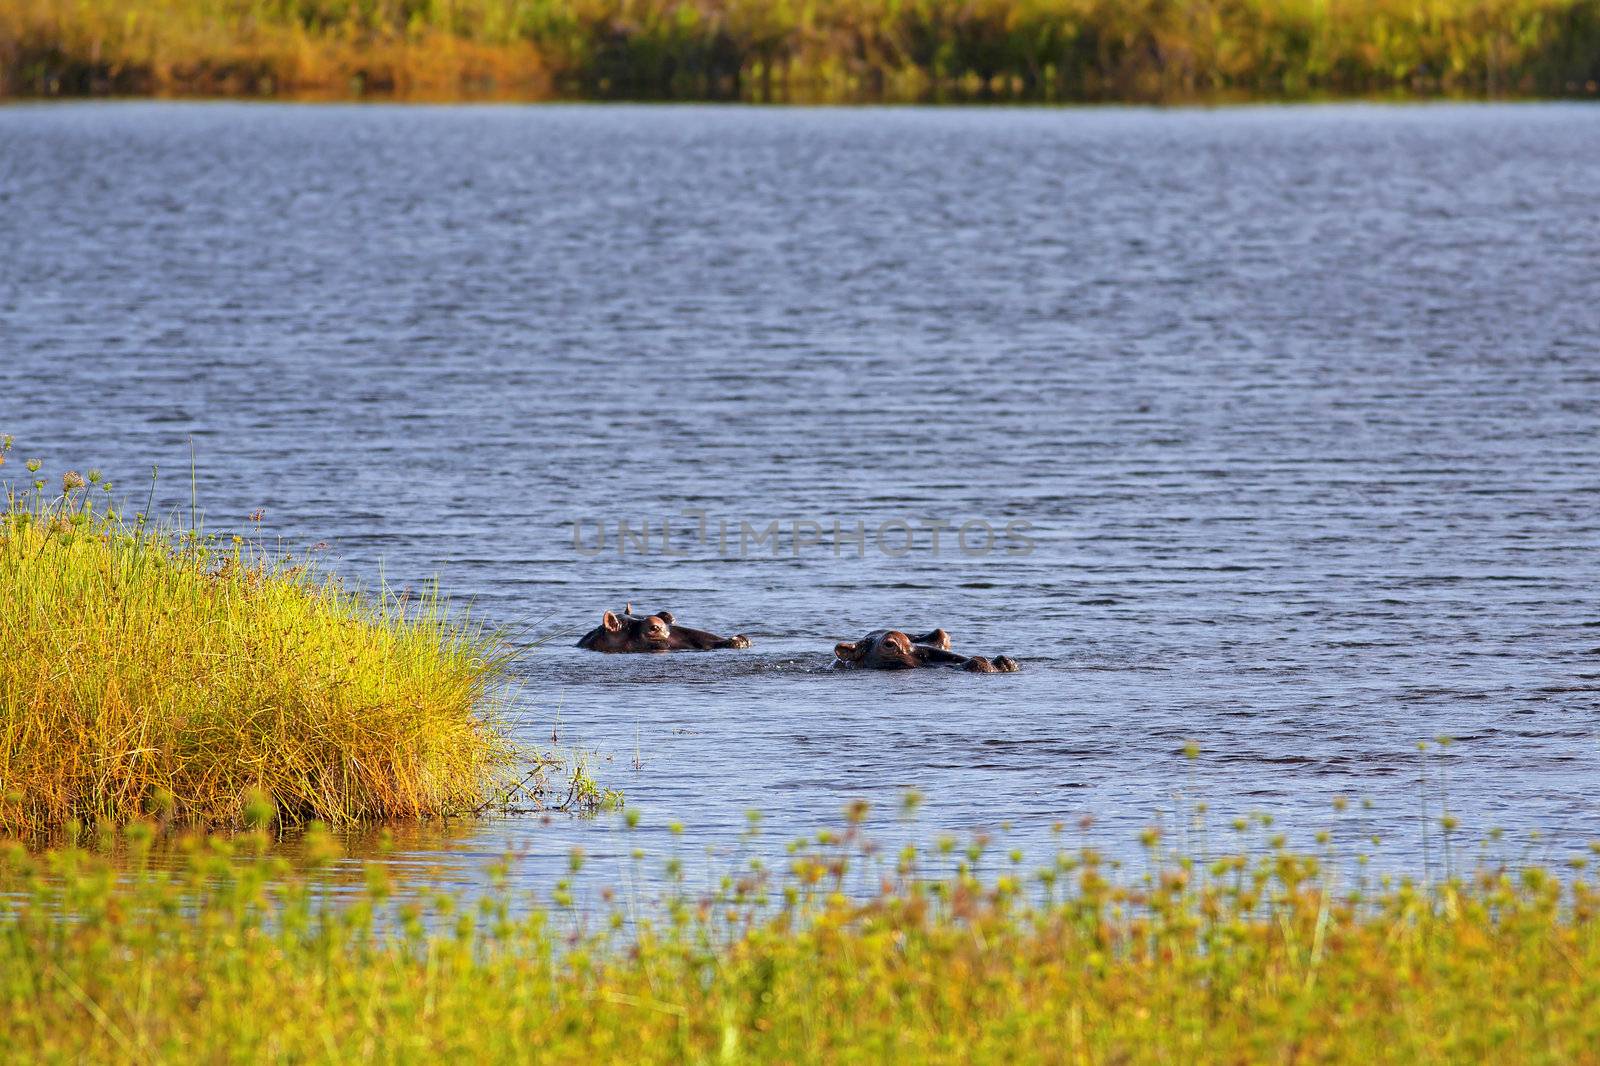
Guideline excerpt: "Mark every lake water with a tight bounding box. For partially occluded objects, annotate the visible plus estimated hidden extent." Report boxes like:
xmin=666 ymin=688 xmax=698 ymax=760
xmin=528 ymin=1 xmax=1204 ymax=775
xmin=3 ymin=101 xmax=1599 ymax=896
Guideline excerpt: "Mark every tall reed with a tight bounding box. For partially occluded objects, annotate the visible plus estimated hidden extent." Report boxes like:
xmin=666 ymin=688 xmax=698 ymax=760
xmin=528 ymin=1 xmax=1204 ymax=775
xmin=0 ymin=441 xmax=517 ymax=837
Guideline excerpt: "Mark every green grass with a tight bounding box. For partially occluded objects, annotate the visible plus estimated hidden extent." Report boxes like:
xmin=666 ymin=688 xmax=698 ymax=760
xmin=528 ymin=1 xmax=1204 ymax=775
xmin=0 ymin=440 xmax=523 ymax=838
xmin=3 ymin=0 xmax=1598 ymax=102
xmin=2 ymin=807 xmax=1599 ymax=1063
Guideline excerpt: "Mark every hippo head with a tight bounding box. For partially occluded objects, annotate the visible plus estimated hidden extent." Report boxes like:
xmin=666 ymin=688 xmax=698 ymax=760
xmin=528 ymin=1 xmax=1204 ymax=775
xmin=581 ymin=608 xmax=673 ymax=652
xmin=577 ymin=606 xmax=749 ymax=653
xmin=622 ymin=609 xmax=673 ymax=645
xmin=834 ymin=630 xmax=920 ymax=670
xmin=834 ymin=628 xmax=1019 ymax=672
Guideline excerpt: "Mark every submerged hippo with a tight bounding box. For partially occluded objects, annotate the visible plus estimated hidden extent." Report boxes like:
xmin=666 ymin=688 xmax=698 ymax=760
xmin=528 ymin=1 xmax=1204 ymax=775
xmin=833 ymin=628 xmax=1019 ymax=673
xmin=577 ymin=605 xmax=751 ymax=653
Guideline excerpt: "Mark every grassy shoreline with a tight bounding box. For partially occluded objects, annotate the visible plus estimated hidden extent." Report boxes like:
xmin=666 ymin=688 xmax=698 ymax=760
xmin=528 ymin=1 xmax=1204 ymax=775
xmin=0 ymin=441 xmax=530 ymax=838
xmin=4 ymin=0 xmax=1598 ymax=104
xmin=3 ymin=811 xmax=1598 ymax=1063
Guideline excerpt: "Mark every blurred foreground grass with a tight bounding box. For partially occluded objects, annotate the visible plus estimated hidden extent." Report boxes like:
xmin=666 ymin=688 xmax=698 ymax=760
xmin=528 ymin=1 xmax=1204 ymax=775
xmin=3 ymin=807 xmax=1600 ymax=1064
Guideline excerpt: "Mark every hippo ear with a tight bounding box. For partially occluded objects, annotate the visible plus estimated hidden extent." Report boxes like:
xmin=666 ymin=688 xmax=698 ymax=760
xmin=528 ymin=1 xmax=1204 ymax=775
xmin=602 ymin=610 xmax=622 ymax=632
xmin=655 ymin=610 xmax=675 ymax=625
xmin=834 ymin=641 xmax=864 ymax=662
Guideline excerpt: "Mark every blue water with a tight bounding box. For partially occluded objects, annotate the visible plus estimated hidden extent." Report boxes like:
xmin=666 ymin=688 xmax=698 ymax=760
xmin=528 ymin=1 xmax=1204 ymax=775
xmin=3 ymin=101 xmax=1599 ymax=895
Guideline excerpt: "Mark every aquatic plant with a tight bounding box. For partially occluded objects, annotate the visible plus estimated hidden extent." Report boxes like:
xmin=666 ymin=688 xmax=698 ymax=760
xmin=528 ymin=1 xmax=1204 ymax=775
xmin=2 ymin=808 xmax=1599 ymax=1063
xmin=1 ymin=0 xmax=1597 ymax=101
xmin=0 ymin=441 xmax=529 ymax=837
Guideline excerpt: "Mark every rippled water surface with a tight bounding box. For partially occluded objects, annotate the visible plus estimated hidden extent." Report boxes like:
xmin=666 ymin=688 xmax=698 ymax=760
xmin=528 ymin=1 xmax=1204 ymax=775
xmin=3 ymin=101 xmax=1599 ymax=891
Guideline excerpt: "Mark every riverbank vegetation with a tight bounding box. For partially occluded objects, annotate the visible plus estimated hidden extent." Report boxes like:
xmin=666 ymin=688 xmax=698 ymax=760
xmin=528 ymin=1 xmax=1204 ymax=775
xmin=2 ymin=809 xmax=1598 ymax=1063
xmin=3 ymin=0 xmax=1598 ymax=102
xmin=0 ymin=441 xmax=529 ymax=839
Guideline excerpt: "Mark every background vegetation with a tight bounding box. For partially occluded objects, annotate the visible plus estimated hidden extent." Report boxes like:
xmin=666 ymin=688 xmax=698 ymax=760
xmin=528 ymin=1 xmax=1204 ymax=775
xmin=3 ymin=808 xmax=1599 ymax=1063
xmin=0 ymin=439 xmax=523 ymax=838
xmin=2 ymin=0 xmax=1598 ymax=102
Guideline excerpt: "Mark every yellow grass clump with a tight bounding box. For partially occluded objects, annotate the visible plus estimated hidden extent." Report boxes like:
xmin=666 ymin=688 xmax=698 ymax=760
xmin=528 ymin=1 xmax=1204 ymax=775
xmin=0 ymin=0 xmax=551 ymax=98
xmin=2 ymin=810 xmax=1600 ymax=1063
xmin=0 ymin=440 xmax=517 ymax=838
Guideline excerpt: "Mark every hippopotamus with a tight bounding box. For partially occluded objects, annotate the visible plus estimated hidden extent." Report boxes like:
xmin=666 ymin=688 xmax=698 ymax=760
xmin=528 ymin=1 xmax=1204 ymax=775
xmin=833 ymin=628 xmax=1019 ymax=673
xmin=577 ymin=605 xmax=751 ymax=653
